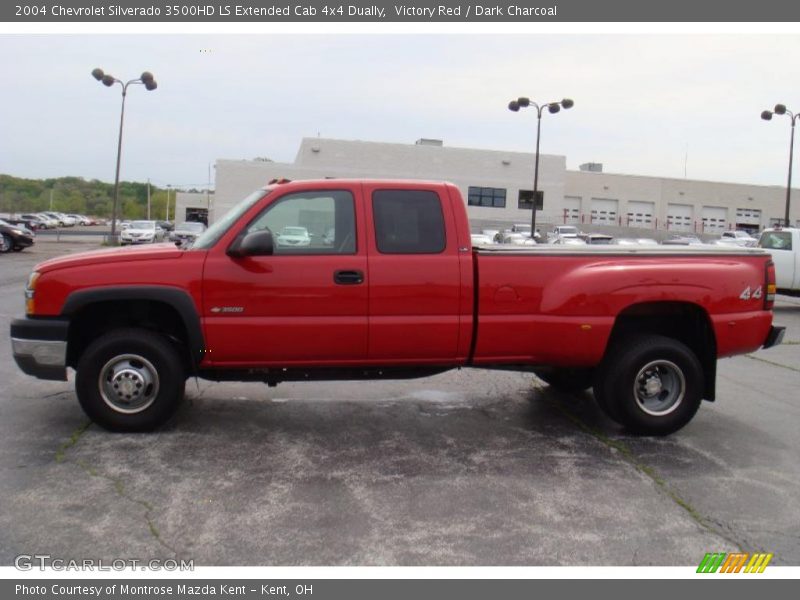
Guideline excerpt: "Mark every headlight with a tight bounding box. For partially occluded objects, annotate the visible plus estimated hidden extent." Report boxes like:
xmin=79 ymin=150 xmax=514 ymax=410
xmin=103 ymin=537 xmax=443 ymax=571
xmin=11 ymin=229 xmax=23 ymax=235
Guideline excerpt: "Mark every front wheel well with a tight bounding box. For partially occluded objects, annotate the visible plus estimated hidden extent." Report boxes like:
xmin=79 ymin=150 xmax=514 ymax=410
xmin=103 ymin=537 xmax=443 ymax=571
xmin=606 ymin=302 xmax=717 ymax=400
xmin=66 ymin=300 xmax=193 ymax=372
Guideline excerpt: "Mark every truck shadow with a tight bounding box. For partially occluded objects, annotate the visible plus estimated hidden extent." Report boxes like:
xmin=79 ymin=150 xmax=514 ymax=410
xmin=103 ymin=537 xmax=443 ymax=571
xmin=8 ymin=380 xmax=794 ymax=565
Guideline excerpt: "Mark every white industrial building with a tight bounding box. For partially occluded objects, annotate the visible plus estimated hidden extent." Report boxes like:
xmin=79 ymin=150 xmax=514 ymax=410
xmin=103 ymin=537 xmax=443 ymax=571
xmin=214 ymin=137 xmax=799 ymax=237
xmin=173 ymin=191 xmax=213 ymax=225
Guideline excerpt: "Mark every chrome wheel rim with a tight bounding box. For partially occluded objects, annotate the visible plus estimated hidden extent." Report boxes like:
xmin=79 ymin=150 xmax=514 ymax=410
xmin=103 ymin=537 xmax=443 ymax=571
xmin=633 ymin=360 xmax=685 ymax=416
xmin=99 ymin=354 xmax=159 ymax=414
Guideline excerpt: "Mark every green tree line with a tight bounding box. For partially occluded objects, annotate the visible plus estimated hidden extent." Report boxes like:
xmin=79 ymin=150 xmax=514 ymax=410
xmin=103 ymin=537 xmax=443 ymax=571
xmin=0 ymin=174 xmax=183 ymax=221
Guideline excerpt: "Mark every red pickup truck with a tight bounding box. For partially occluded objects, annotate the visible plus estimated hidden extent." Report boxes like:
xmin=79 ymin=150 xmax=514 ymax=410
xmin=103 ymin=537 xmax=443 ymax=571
xmin=11 ymin=179 xmax=784 ymax=435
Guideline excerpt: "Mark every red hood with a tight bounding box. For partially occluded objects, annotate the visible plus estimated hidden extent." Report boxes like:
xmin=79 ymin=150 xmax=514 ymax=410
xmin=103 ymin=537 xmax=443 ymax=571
xmin=36 ymin=243 xmax=187 ymax=274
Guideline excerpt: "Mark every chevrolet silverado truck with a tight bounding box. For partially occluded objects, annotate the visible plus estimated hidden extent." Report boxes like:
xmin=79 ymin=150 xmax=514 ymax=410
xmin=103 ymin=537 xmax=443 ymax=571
xmin=10 ymin=179 xmax=785 ymax=435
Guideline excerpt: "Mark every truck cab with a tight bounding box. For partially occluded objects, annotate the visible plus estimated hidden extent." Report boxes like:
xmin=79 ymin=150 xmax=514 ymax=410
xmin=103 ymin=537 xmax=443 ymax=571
xmin=759 ymin=227 xmax=800 ymax=293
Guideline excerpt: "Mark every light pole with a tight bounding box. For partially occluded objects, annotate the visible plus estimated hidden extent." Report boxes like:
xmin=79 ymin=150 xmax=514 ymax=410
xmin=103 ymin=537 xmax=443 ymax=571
xmin=91 ymin=68 xmax=157 ymax=241
xmin=509 ymin=96 xmax=574 ymax=237
xmin=761 ymin=103 xmax=797 ymax=227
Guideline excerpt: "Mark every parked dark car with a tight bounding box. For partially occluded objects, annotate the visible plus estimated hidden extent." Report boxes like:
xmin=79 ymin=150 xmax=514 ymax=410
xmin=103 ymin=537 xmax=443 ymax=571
xmin=0 ymin=219 xmax=35 ymax=252
xmin=156 ymin=220 xmax=174 ymax=232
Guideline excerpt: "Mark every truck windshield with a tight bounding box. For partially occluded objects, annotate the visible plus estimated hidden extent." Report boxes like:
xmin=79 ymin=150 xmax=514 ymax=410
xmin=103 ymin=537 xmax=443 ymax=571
xmin=191 ymin=189 xmax=270 ymax=250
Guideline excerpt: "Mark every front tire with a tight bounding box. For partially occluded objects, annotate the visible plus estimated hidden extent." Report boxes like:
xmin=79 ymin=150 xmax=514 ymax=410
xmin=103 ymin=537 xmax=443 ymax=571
xmin=75 ymin=329 xmax=186 ymax=432
xmin=595 ymin=335 xmax=704 ymax=436
xmin=0 ymin=234 xmax=12 ymax=253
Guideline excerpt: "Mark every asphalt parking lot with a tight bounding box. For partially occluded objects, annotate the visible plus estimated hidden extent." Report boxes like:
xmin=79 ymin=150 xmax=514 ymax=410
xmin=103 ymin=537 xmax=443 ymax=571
xmin=1 ymin=240 xmax=799 ymax=566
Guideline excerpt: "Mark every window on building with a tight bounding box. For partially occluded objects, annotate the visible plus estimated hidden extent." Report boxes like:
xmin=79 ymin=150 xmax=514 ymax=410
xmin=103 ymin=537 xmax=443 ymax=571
xmin=372 ymin=190 xmax=446 ymax=254
xmin=467 ymin=186 xmax=506 ymax=208
xmin=518 ymin=190 xmax=544 ymax=210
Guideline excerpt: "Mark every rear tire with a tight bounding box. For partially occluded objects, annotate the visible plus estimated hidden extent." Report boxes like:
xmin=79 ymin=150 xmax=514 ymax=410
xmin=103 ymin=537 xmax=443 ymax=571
xmin=75 ymin=328 xmax=186 ymax=432
xmin=596 ymin=335 xmax=704 ymax=436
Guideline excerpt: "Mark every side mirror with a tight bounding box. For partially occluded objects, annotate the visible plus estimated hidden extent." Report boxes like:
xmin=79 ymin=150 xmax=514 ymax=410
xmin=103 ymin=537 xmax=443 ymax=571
xmin=228 ymin=229 xmax=274 ymax=257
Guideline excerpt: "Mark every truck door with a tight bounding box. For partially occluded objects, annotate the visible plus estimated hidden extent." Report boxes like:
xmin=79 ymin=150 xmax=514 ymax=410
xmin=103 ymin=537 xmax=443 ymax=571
xmin=363 ymin=184 xmax=463 ymax=362
xmin=201 ymin=187 xmax=368 ymax=365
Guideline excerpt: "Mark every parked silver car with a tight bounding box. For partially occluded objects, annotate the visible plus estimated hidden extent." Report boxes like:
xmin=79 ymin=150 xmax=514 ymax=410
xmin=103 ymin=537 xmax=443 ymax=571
xmin=120 ymin=220 xmax=165 ymax=245
xmin=169 ymin=221 xmax=207 ymax=246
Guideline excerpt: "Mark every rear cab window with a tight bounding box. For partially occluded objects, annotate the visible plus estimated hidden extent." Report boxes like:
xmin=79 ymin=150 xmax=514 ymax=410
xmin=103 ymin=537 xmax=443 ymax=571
xmin=759 ymin=231 xmax=793 ymax=250
xmin=372 ymin=189 xmax=446 ymax=254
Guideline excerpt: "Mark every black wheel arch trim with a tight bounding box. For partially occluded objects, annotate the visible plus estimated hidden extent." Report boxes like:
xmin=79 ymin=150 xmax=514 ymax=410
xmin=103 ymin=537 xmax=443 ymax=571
xmin=60 ymin=286 xmax=205 ymax=366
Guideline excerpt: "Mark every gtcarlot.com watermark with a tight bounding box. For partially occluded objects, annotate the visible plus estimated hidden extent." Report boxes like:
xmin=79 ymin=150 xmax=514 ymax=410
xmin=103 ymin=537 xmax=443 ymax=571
xmin=14 ymin=554 xmax=194 ymax=571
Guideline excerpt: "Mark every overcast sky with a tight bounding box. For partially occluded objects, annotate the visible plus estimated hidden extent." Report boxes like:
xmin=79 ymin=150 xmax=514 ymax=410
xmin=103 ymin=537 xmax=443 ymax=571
xmin=2 ymin=34 xmax=800 ymax=190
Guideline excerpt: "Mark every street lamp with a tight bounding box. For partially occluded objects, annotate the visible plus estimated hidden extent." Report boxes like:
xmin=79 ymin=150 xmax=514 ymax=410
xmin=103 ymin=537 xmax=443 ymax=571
xmin=761 ymin=103 xmax=797 ymax=227
xmin=509 ymin=96 xmax=574 ymax=236
xmin=91 ymin=68 xmax=158 ymax=241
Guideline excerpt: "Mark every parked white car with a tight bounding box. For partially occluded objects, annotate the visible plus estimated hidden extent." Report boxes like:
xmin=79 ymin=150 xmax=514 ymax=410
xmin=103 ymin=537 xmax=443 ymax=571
xmin=120 ymin=220 xmax=164 ymax=245
xmin=276 ymin=226 xmax=311 ymax=247
xmin=758 ymin=228 xmax=799 ymax=294
xmin=547 ymin=225 xmax=580 ymax=242
xmin=716 ymin=230 xmax=758 ymax=247
xmin=67 ymin=214 xmax=92 ymax=226
xmin=470 ymin=233 xmax=495 ymax=246
xmin=43 ymin=212 xmax=76 ymax=227
xmin=35 ymin=213 xmax=59 ymax=229
xmin=551 ymin=235 xmax=587 ymax=245
xmin=500 ymin=232 xmax=535 ymax=246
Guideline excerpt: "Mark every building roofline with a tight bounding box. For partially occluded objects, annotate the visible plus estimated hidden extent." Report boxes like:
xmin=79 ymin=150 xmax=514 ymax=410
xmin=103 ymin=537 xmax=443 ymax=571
xmin=567 ymin=167 xmax=792 ymax=192
xmin=297 ymin=136 xmax=565 ymax=161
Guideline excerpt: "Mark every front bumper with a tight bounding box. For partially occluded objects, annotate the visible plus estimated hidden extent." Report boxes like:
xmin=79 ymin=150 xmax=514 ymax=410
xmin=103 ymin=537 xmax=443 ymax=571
xmin=763 ymin=325 xmax=786 ymax=349
xmin=121 ymin=237 xmax=154 ymax=244
xmin=13 ymin=234 xmax=35 ymax=248
xmin=10 ymin=318 xmax=69 ymax=381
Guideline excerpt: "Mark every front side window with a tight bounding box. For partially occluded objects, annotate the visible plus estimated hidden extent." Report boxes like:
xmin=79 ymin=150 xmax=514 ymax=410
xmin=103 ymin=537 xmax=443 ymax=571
xmin=245 ymin=190 xmax=356 ymax=255
xmin=372 ymin=190 xmax=446 ymax=254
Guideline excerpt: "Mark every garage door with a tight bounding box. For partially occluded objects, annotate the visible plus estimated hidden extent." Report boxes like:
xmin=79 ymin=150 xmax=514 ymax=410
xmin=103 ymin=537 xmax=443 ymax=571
xmin=591 ymin=198 xmax=618 ymax=225
xmin=562 ymin=196 xmax=581 ymax=224
xmin=667 ymin=203 xmax=694 ymax=232
xmin=701 ymin=206 xmax=727 ymax=233
xmin=735 ymin=208 xmax=762 ymax=227
xmin=626 ymin=200 xmax=655 ymax=228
